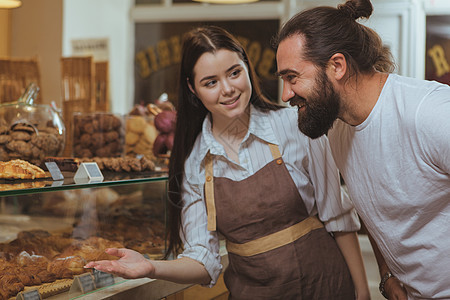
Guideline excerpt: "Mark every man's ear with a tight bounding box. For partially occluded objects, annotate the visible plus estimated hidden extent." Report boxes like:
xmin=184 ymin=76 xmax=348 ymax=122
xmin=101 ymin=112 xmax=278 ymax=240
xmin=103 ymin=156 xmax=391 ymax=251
xmin=328 ymin=53 xmax=347 ymax=81
xmin=187 ymin=79 xmax=196 ymax=96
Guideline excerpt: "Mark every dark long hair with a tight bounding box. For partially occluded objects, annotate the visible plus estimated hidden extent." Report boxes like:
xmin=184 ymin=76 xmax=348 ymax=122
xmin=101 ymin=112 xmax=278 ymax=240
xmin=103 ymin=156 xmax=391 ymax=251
xmin=166 ymin=25 xmax=281 ymax=257
xmin=275 ymin=0 xmax=395 ymax=76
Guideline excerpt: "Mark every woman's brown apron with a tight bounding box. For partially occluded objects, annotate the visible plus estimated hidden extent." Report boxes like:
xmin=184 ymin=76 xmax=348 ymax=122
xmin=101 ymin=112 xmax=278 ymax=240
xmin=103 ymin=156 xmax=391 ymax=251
xmin=204 ymin=144 xmax=355 ymax=300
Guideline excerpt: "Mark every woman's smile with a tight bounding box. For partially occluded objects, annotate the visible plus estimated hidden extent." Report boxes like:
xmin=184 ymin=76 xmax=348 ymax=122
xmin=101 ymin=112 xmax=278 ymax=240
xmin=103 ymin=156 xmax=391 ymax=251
xmin=220 ymin=94 xmax=240 ymax=106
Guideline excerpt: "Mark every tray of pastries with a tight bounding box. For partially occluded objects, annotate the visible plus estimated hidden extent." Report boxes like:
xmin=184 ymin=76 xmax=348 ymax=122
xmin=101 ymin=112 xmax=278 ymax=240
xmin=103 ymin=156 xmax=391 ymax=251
xmin=0 ymin=228 xmax=164 ymax=299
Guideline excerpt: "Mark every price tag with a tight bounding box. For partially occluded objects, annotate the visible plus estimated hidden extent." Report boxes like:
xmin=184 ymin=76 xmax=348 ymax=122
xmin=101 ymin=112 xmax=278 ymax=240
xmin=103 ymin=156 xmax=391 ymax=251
xmin=16 ymin=289 xmax=41 ymax=300
xmin=71 ymin=273 xmax=96 ymax=293
xmin=93 ymin=269 xmax=115 ymax=288
xmin=74 ymin=162 xmax=104 ymax=183
xmin=45 ymin=161 xmax=64 ymax=181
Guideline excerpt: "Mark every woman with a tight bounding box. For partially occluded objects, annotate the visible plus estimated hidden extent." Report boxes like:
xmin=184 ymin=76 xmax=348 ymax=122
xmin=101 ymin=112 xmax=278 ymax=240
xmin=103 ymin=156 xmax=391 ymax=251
xmin=85 ymin=26 xmax=370 ymax=299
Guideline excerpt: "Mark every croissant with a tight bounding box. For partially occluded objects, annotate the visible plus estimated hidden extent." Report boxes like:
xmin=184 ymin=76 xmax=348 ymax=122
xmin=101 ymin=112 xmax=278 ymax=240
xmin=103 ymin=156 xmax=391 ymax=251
xmin=48 ymin=255 xmax=86 ymax=278
xmin=0 ymin=274 xmax=25 ymax=299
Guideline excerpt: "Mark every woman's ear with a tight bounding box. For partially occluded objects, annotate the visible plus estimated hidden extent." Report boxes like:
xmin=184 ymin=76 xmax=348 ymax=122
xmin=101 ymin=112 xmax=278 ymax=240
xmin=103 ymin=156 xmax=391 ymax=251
xmin=328 ymin=53 xmax=347 ymax=81
xmin=187 ymin=78 xmax=196 ymax=96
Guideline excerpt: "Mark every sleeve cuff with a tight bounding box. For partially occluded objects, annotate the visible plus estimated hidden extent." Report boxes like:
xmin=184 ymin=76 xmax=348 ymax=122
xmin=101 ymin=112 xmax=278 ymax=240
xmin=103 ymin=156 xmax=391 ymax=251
xmin=323 ymin=208 xmax=361 ymax=233
xmin=178 ymin=247 xmax=223 ymax=288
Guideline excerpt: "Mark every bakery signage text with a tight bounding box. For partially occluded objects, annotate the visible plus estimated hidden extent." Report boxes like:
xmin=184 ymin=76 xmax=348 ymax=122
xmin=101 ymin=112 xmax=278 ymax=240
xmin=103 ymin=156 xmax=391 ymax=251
xmin=428 ymin=44 xmax=450 ymax=78
xmin=135 ymin=34 xmax=276 ymax=81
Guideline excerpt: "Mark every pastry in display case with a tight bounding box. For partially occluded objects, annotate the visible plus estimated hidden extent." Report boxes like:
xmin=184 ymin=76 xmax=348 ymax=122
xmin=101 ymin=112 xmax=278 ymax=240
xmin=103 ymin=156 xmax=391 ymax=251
xmin=0 ymin=174 xmax=168 ymax=299
xmin=125 ymin=115 xmax=158 ymax=161
xmin=0 ymin=159 xmax=47 ymax=180
xmin=125 ymin=98 xmax=176 ymax=168
xmin=75 ymin=156 xmax=156 ymax=173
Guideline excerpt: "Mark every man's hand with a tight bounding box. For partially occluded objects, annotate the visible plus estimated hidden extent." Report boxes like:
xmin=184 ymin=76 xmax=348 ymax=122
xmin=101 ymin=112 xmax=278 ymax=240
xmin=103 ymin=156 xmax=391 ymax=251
xmin=384 ymin=276 xmax=407 ymax=300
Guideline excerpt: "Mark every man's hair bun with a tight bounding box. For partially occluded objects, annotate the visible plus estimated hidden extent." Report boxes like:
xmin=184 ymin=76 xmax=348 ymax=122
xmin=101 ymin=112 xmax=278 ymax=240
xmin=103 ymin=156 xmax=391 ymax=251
xmin=338 ymin=1 xmax=358 ymax=19
xmin=338 ymin=0 xmax=373 ymax=20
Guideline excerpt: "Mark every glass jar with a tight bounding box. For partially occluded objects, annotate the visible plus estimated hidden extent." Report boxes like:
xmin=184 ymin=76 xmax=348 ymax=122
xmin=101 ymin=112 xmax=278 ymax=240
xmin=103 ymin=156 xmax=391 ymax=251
xmin=124 ymin=115 xmax=158 ymax=160
xmin=0 ymin=102 xmax=65 ymax=165
xmin=72 ymin=112 xmax=125 ymax=158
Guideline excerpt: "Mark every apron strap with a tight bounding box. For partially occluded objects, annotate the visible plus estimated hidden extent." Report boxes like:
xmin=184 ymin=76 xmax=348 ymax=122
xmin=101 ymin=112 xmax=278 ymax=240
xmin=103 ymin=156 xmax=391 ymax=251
xmin=268 ymin=143 xmax=282 ymax=160
xmin=204 ymin=143 xmax=282 ymax=232
xmin=204 ymin=152 xmax=216 ymax=231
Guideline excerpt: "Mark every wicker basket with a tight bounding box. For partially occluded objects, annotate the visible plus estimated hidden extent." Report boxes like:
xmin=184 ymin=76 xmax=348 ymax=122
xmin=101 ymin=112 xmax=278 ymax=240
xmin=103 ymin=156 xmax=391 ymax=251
xmin=0 ymin=57 xmax=41 ymax=103
xmin=60 ymin=56 xmax=95 ymax=156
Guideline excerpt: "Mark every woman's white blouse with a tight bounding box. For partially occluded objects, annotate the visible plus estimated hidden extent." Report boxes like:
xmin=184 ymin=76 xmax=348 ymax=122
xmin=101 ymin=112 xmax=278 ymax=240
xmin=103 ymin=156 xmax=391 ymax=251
xmin=177 ymin=105 xmax=360 ymax=286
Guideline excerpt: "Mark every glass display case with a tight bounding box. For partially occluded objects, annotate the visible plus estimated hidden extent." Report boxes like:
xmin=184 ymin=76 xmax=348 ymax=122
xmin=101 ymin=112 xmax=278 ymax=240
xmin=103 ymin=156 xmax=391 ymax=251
xmin=0 ymin=171 xmax=169 ymax=299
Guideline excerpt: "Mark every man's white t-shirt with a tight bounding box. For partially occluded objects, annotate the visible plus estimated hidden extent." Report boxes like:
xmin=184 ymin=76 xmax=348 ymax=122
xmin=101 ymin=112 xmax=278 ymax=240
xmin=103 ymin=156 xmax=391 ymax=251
xmin=328 ymin=74 xmax=450 ymax=299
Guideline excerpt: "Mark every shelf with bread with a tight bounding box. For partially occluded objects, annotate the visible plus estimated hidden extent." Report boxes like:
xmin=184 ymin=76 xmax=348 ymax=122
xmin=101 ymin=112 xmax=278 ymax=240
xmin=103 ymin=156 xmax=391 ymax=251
xmin=0 ymin=164 xmax=169 ymax=299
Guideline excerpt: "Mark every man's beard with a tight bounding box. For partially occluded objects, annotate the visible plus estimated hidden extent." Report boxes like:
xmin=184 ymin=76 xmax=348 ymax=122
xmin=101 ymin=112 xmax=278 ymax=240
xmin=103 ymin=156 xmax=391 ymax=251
xmin=296 ymin=69 xmax=340 ymax=139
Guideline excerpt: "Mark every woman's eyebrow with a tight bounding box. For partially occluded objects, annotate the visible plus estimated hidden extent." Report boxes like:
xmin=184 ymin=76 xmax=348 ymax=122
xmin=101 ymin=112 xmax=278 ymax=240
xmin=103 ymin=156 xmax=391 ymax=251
xmin=199 ymin=64 xmax=242 ymax=82
xmin=200 ymin=74 xmax=216 ymax=82
xmin=226 ymin=64 xmax=242 ymax=72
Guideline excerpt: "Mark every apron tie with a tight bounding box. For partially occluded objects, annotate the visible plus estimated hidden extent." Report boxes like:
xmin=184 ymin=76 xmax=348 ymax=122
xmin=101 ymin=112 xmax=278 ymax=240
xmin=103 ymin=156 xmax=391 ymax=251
xmin=226 ymin=215 xmax=324 ymax=256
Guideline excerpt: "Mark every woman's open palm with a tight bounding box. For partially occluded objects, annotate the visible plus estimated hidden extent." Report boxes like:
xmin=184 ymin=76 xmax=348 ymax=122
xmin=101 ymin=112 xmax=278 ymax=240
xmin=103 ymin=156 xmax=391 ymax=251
xmin=84 ymin=248 xmax=154 ymax=279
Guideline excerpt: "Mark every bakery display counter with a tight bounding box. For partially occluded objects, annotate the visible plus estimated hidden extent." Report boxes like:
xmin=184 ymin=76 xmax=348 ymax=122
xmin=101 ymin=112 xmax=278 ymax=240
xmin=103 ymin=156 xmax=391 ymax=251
xmin=43 ymin=242 xmax=229 ymax=300
xmin=0 ymin=171 xmax=169 ymax=299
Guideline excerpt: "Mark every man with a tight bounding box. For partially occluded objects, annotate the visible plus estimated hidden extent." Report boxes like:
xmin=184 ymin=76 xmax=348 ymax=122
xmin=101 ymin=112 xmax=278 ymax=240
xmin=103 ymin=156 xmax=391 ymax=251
xmin=275 ymin=0 xmax=450 ymax=299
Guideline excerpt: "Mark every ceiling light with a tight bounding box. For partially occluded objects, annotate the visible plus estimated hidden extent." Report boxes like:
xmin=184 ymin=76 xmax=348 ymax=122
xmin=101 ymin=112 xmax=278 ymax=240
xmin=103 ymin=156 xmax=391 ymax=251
xmin=0 ymin=0 xmax=22 ymax=9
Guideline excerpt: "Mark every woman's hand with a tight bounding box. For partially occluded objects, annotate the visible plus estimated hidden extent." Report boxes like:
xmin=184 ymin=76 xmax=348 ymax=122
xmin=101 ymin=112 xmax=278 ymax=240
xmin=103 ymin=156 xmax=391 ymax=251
xmin=384 ymin=276 xmax=407 ymax=300
xmin=84 ymin=248 xmax=154 ymax=279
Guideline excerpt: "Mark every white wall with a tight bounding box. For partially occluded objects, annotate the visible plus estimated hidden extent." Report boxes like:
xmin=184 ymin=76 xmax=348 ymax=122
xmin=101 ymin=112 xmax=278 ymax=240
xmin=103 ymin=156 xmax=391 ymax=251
xmin=62 ymin=0 xmax=134 ymax=114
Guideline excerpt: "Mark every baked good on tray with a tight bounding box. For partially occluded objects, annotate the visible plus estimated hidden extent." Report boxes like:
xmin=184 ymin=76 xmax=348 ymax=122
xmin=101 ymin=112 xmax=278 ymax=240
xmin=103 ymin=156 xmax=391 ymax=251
xmin=0 ymin=230 xmax=127 ymax=299
xmin=0 ymin=159 xmax=47 ymax=180
xmin=43 ymin=157 xmax=79 ymax=172
xmin=77 ymin=156 xmax=155 ymax=173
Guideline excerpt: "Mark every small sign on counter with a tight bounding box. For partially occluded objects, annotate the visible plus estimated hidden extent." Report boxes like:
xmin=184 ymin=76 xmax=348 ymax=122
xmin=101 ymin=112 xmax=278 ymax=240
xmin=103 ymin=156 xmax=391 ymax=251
xmin=45 ymin=161 xmax=64 ymax=181
xmin=94 ymin=269 xmax=115 ymax=288
xmin=16 ymin=289 xmax=41 ymax=300
xmin=74 ymin=162 xmax=104 ymax=184
xmin=71 ymin=273 xmax=96 ymax=294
